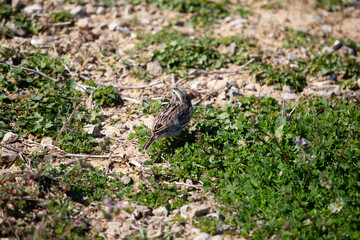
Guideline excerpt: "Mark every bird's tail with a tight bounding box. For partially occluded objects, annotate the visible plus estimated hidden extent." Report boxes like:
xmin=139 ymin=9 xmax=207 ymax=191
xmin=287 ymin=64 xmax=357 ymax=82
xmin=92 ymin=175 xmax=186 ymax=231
xmin=142 ymin=135 xmax=157 ymax=151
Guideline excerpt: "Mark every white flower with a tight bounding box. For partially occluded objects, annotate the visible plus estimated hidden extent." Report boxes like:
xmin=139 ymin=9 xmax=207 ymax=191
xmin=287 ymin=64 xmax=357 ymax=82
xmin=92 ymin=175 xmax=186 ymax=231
xmin=329 ymin=198 xmax=344 ymax=213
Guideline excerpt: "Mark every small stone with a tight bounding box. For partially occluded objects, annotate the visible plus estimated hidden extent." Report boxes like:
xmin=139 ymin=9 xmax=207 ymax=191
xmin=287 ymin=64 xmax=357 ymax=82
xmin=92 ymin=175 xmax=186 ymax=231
xmin=30 ymin=38 xmax=44 ymax=46
xmin=211 ymin=235 xmax=224 ymax=240
xmin=281 ymin=93 xmax=299 ymax=101
xmin=146 ymin=62 xmax=163 ymax=75
xmin=287 ymin=53 xmax=296 ymax=61
xmin=326 ymin=75 xmax=337 ymax=81
xmin=96 ymin=7 xmax=105 ymax=14
xmin=70 ymin=6 xmax=86 ymax=17
xmin=146 ymin=217 xmax=165 ymax=238
xmin=153 ymin=206 xmax=168 ymax=217
xmin=215 ymin=224 xmax=230 ymax=234
xmin=121 ymin=176 xmax=133 ymax=186
xmin=244 ymin=84 xmax=256 ymax=91
xmin=228 ymin=86 xmax=242 ymax=99
xmin=192 ymin=193 xmax=202 ymax=202
xmin=171 ymin=224 xmax=184 ymax=234
xmin=341 ymin=46 xmax=355 ymax=56
xmin=76 ymin=18 xmax=89 ymax=28
xmin=207 ymin=80 xmax=227 ymax=91
xmin=332 ymin=40 xmax=342 ymax=51
xmin=194 ymin=232 xmax=211 ymax=240
xmin=321 ymin=24 xmax=333 ymax=33
xmin=206 ymin=213 xmax=225 ymax=221
xmin=189 ymin=80 xmax=206 ymax=90
xmin=0 ymin=149 xmax=17 ymax=166
xmin=41 ymin=137 xmax=54 ymax=145
xmin=314 ymin=91 xmax=336 ymax=98
xmin=11 ymin=0 xmax=22 ymax=9
xmin=23 ymin=5 xmax=43 ymax=15
xmin=218 ymin=90 xmax=227 ymax=100
xmin=85 ymin=3 xmax=96 ymax=14
xmin=282 ymin=85 xmax=293 ymax=93
xmin=322 ymin=46 xmax=334 ymax=55
xmin=180 ymin=204 xmax=211 ymax=219
xmin=83 ymin=125 xmax=101 ymax=137
xmin=133 ymin=205 xmax=152 ymax=220
xmin=106 ymin=222 xmax=121 ymax=237
xmin=2 ymin=132 xmax=18 ymax=144
xmin=116 ymin=26 xmax=130 ymax=33
xmin=108 ymin=22 xmax=118 ymax=31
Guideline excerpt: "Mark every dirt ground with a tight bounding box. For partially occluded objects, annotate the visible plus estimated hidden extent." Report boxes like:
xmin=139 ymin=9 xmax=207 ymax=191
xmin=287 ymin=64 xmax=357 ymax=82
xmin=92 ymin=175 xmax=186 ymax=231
xmin=1 ymin=0 xmax=360 ymax=239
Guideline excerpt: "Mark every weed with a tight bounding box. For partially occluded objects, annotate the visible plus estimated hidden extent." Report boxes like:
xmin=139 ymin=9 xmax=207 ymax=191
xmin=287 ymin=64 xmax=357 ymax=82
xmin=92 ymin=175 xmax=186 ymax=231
xmin=50 ymin=11 xmax=74 ymax=23
xmin=132 ymin=97 xmax=360 ymax=238
xmin=93 ymin=85 xmax=123 ymax=107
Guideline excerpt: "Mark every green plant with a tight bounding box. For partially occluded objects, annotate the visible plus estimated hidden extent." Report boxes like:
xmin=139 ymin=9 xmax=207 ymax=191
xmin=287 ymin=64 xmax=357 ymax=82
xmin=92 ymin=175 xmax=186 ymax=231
xmin=93 ymin=86 xmax=122 ymax=107
xmin=0 ymin=2 xmax=42 ymax=39
xmin=131 ymin=97 xmax=360 ymax=239
xmin=51 ymin=11 xmax=74 ymax=23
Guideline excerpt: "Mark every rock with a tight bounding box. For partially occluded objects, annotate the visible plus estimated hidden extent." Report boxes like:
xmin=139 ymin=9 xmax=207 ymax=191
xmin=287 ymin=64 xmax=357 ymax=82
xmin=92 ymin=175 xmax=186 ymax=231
xmin=11 ymin=0 xmax=22 ymax=9
xmin=108 ymin=22 xmax=118 ymax=31
xmin=171 ymin=224 xmax=184 ymax=234
xmin=106 ymin=221 xmax=121 ymax=238
xmin=287 ymin=53 xmax=296 ymax=61
xmin=312 ymin=82 xmax=341 ymax=95
xmin=0 ymin=149 xmax=17 ymax=166
xmin=85 ymin=3 xmax=96 ymax=14
xmin=41 ymin=137 xmax=54 ymax=145
xmin=180 ymin=204 xmax=211 ymax=219
xmin=146 ymin=62 xmax=162 ymax=75
xmin=121 ymin=176 xmax=133 ymax=186
xmin=211 ymin=235 xmax=224 ymax=240
xmin=207 ymin=80 xmax=227 ymax=91
xmin=282 ymin=85 xmax=294 ymax=93
xmin=322 ymin=46 xmax=334 ymax=55
xmin=321 ymin=24 xmax=333 ymax=33
xmin=146 ymin=217 xmax=165 ymax=238
xmin=70 ymin=6 xmax=86 ymax=17
xmin=282 ymin=93 xmax=299 ymax=101
xmin=153 ymin=206 xmax=168 ymax=218
xmin=218 ymin=90 xmax=227 ymax=100
xmin=2 ymin=132 xmax=18 ymax=144
xmin=96 ymin=6 xmax=105 ymax=14
xmin=215 ymin=224 xmax=231 ymax=234
xmin=133 ymin=205 xmax=152 ymax=219
xmin=228 ymin=86 xmax=242 ymax=99
xmin=30 ymin=38 xmax=44 ymax=46
xmin=190 ymin=227 xmax=201 ymax=235
xmin=314 ymin=90 xmax=336 ymax=98
xmin=244 ymin=84 xmax=256 ymax=91
xmin=228 ymin=18 xmax=248 ymax=26
xmin=76 ymin=18 xmax=89 ymax=28
xmin=341 ymin=46 xmax=355 ymax=56
xmin=326 ymin=75 xmax=337 ymax=81
xmin=332 ymin=40 xmax=342 ymax=51
xmin=194 ymin=232 xmax=211 ymax=240
xmin=206 ymin=213 xmax=225 ymax=221
xmin=23 ymin=5 xmax=43 ymax=15
xmin=189 ymin=80 xmax=206 ymax=90
xmin=83 ymin=125 xmax=101 ymax=137
xmin=116 ymin=26 xmax=130 ymax=33
xmin=192 ymin=193 xmax=202 ymax=202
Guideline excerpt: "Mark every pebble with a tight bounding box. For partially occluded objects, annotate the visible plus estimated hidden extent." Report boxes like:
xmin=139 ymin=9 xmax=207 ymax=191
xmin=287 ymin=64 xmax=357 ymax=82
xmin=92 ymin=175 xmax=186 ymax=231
xmin=194 ymin=232 xmax=211 ymax=240
xmin=108 ymin=22 xmax=118 ymax=31
xmin=106 ymin=222 xmax=121 ymax=238
xmin=321 ymin=24 xmax=333 ymax=33
xmin=282 ymin=93 xmax=299 ymax=101
xmin=146 ymin=217 xmax=165 ymax=238
xmin=30 ymin=38 xmax=45 ymax=46
xmin=146 ymin=61 xmax=163 ymax=75
xmin=180 ymin=204 xmax=211 ymax=219
xmin=83 ymin=125 xmax=101 ymax=137
xmin=76 ymin=18 xmax=89 ymax=28
xmin=244 ymin=84 xmax=256 ymax=91
xmin=121 ymin=176 xmax=133 ymax=186
xmin=2 ymin=132 xmax=18 ymax=144
xmin=133 ymin=205 xmax=152 ymax=220
xmin=206 ymin=213 xmax=225 ymax=221
xmin=23 ymin=4 xmax=43 ymax=15
xmin=0 ymin=150 xmax=17 ymax=165
xmin=211 ymin=235 xmax=224 ymax=240
xmin=282 ymin=85 xmax=294 ymax=93
xmin=71 ymin=6 xmax=86 ymax=17
xmin=153 ymin=206 xmax=168 ymax=218
xmin=287 ymin=53 xmax=296 ymax=61
xmin=41 ymin=137 xmax=54 ymax=145
xmin=228 ymin=86 xmax=242 ymax=99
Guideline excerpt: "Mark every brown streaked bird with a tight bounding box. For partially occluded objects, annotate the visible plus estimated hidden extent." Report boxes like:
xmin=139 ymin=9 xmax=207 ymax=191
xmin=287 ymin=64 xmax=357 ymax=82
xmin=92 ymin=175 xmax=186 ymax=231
xmin=142 ymin=87 xmax=193 ymax=151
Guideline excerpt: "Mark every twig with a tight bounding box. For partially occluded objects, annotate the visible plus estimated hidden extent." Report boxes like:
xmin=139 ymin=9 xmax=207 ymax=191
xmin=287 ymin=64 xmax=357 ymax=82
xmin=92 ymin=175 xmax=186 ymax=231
xmin=53 ymin=153 xmax=125 ymax=158
xmin=163 ymin=181 xmax=203 ymax=189
xmin=88 ymin=86 xmax=101 ymax=110
xmin=0 ymin=143 xmax=21 ymax=153
xmin=123 ymin=97 xmax=141 ymax=104
xmin=174 ymin=58 xmax=255 ymax=87
xmin=115 ymin=80 xmax=163 ymax=89
xmin=336 ymin=132 xmax=352 ymax=170
xmin=52 ymin=42 xmax=73 ymax=76
xmin=0 ymin=62 xmax=57 ymax=81
xmin=57 ymin=207 xmax=96 ymax=240
xmin=49 ymin=21 xmax=72 ymax=26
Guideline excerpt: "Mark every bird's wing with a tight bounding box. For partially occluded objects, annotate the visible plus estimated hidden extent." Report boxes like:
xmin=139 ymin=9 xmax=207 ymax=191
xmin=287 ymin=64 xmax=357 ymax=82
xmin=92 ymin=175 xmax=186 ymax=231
xmin=152 ymin=102 xmax=180 ymax=134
